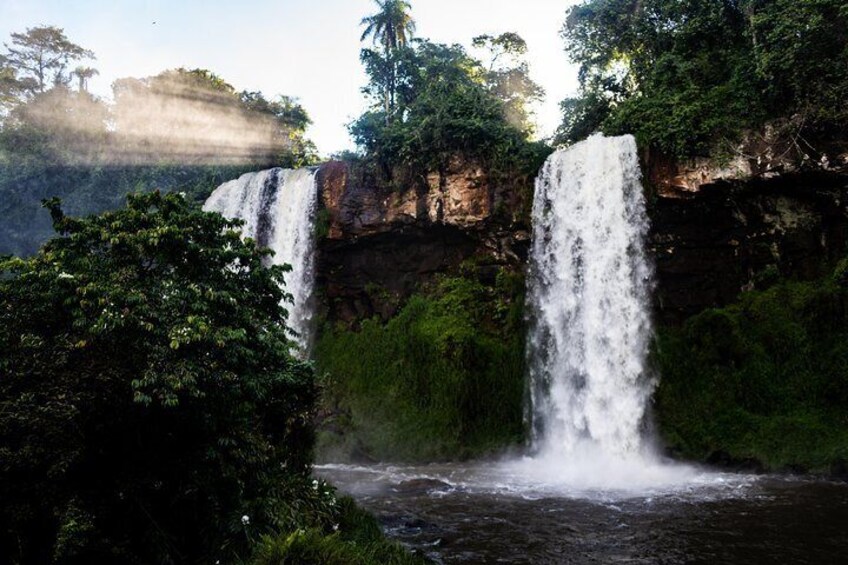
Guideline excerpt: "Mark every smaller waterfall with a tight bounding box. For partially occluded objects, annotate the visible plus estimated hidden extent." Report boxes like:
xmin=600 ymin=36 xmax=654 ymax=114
xmin=203 ymin=168 xmax=318 ymax=354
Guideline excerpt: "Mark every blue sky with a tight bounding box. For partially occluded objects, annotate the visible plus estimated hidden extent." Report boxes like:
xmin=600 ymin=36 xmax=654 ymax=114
xmin=0 ymin=0 xmax=580 ymax=155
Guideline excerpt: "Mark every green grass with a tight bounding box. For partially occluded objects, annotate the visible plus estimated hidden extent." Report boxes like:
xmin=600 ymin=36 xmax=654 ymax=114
xmin=315 ymin=272 xmax=527 ymax=462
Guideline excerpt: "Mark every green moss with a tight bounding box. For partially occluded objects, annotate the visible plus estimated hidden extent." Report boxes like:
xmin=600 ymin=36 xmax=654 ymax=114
xmin=654 ymin=277 xmax=848 ymax=472
xmin=314 ymin=208 xmax=332 ymax=240
xmin=315 ymin=273 xmax=526 ymax=462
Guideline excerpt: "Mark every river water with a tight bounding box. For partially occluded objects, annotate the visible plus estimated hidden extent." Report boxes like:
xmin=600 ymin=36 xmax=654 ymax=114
xmin=317 ymin=462 xmax=848 ymax=564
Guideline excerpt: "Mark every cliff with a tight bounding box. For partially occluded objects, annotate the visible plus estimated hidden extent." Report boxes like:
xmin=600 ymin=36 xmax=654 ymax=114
xmin=314 ymin=152 xmax=848 ymax=326
xmin=314 ymin=159 xmax=531 ymax=325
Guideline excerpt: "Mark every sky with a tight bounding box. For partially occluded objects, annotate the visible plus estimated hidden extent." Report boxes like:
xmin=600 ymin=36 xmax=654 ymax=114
xmin=0 ymin=0 xmax=581 ymax=156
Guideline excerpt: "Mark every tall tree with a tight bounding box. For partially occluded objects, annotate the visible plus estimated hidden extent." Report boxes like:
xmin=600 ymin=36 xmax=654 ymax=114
xmin=3 ymin=26 xmax=94 ymax=95
xmin=360 ymin=0 xmax=416 ymax=116
xmin=360 ymin=0 xmax=416 ymax=52
xmin=473 ymin=32 xmax=545 ymax=134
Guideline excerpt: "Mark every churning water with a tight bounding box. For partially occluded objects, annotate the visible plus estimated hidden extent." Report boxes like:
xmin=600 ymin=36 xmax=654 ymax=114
xmin=203 ymin=167 xmax=318 ymax=354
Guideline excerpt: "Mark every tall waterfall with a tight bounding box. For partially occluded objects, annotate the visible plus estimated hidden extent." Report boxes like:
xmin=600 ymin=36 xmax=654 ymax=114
xmin=203 ymin=168 xmax=319 ymax=354
xmin=527 ymin=134 xmax=657 ymax=466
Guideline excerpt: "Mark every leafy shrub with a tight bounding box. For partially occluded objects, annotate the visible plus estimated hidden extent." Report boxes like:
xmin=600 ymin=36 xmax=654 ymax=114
xmin=0 ymin=193 xmax=326 ymax=563
xmin=250 ymin=497 xmax=427 ymax=565
xmin=654 ymin=279 xmax=848 ymax=471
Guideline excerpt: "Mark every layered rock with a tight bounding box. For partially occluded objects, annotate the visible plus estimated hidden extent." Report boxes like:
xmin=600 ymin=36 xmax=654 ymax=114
xmin=313 ymin=152 xmax=848 ymax=327
xmin=314 ymin=159 xmax=530 ymax=325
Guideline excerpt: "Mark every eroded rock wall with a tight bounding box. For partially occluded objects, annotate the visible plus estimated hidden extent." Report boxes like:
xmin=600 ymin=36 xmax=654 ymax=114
xmin=314 ymin=160 xmax=530 ymax=325
xmin=314 ymin=158 xmax=848 ymax=327
xmin=649 ymin=170 xmax=848 ymax=323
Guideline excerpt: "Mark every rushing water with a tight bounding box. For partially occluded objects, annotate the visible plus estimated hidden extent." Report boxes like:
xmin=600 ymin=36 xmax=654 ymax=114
xmin=203 ymin=167 xmax=318 ymax=353
xmin=522 ymin=133 xmax=685 ymax=489
xmin=318 ymin=463 xmax=848 ymax=564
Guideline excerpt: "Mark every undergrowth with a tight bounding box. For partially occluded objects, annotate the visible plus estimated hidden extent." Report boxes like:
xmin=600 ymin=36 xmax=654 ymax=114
xmin=315 ymin=272 xmax=526 ymax=462
xmin=654 ymin=273 xmax=848 ymax=473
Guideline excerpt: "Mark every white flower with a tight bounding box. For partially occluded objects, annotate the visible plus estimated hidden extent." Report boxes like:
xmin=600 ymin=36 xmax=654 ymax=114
xmin=57 ymin=272 xmax=74 ymax=280
xmin=241 ymin=514 xmax=250 ymax=526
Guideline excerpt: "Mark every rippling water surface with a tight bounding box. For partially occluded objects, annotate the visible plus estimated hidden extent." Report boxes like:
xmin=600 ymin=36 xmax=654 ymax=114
xmin=317 ymin=462 xmax=848 ymax=564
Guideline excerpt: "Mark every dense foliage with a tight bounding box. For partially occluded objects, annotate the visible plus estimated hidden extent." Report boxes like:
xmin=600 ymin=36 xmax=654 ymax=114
xmin=0 ymin=193 xmax=333 ymax=563
xmin=0 ymin=27 xmax=317 ymax=257
xmin=316 ymin=272 xmax=526 ymax=461
xmin=251 ymin=497 xmax=427 ymax=565
xmin=557 ymin=0 xmax=848 ymax=156
xmin=351 ymin=1 xmax=548 ymax=187
xmin=654 ymin=274 xmax=848 ymax=472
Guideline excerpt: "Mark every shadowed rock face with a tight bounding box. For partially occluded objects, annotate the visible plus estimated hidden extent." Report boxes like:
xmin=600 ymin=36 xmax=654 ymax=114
xmin=649 ymin=172 xmax=848 ymax=323
xmin=314 ymin=160 xmax=530 ymax=326
xmin=314 ymin=159 xmax=848 ymax=327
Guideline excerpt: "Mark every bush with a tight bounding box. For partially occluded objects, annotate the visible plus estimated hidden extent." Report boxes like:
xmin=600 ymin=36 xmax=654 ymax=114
xmin=250 ymin=497 xmax=427 ymax=565
xmin=0 ymin=193 xmax=326 ymax=563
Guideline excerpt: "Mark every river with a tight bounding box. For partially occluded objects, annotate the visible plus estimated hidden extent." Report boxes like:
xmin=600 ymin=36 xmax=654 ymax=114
xmin=318 ymin=462 xmax=848 ymax=564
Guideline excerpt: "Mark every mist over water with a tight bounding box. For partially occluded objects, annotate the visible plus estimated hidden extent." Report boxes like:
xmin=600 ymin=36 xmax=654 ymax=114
xmin=203 ymin=168 xmax=319 ymax=354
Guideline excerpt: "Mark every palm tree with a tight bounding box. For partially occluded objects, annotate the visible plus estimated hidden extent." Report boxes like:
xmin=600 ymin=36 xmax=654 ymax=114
xmin=360 ymin=0 xmax=416 ymax=52
xmin=72 ymin=66 xmax=98 ymax=93
xmin=360 ymin=0 xmax=416 ymax=115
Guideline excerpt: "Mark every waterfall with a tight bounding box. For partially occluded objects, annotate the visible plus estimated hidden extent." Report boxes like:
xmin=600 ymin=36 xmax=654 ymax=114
xmin=203 ymin=168 xmax=319 ymax=354
xmin=526 ymin=133 xmax=659 ymax=470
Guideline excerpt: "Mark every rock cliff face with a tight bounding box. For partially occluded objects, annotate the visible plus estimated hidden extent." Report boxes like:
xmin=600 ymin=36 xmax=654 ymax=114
xmin=645 ymin=138 xmax=848 ymax=321
xmin=314 ymin=160 xmax=530 ymax=325
xmin=314 ymin=156 xmax=848 ymax=326
xmin=649 ymin=171 xmax=848 ymax=323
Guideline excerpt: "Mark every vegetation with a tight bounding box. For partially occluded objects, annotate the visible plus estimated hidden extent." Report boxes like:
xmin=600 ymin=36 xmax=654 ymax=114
xmin=1 ymin=25 xmax=94 ymax=98
xmin=351 ymin=1 xmax=549 ymax=187
xmin=0 ymin=27 xmax=317 ymax=257
xmin=0 ymin=193 xmax=423 ymax=564
xmin=654 ymin=271 xmax=848 ymax=473
xmin=315 ymin=271 xmax=527 ymax=462
xmin=557 ymin=0 xmax=848 ymax=156
xmin=251 ymin=497 xmax=427 ymax=565
xmin=360 ymin=0 xmax=417 ymax=115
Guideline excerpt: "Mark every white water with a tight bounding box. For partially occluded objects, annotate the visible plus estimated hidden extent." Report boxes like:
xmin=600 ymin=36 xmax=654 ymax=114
xmin=203 ymin=168 xmax=318 ymax=354
xmin=515 ymin=133 xmax=696 ymax=490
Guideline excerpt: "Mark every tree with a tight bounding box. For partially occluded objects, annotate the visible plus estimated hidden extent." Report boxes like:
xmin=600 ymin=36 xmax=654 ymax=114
xmin=360 ymin=0 xmax=416 ymax=53
xmin=360 ymin=0 xmax=416 ymax=116
xmin=0 ymin=192 xmax=334 ymax=563
xmin=556 ymin=0 xmax=848 ymax=155
xmin=351 ymin=40 xmax=549 ymax=185
xmin=3 ymin=26 xmax=94 ymax=95
xmin=71 ymin=66 xmax=98 ymax=93
xmin=111 ymin=68 xmax=318 ymax=167
xmin=472 ymin=33 xmax=545 ymax=134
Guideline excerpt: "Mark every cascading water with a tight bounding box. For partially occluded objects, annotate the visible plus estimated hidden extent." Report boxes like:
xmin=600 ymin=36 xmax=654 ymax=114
xmin=319 ymin=135 xmax=742 ymax=498
xmin=527 ymin=133 xmax=654 ymax=458
xmin=203 ymin=168 xmax=318 ymax=355
xmin=515 ymin=133 xmax=694 ymax=490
